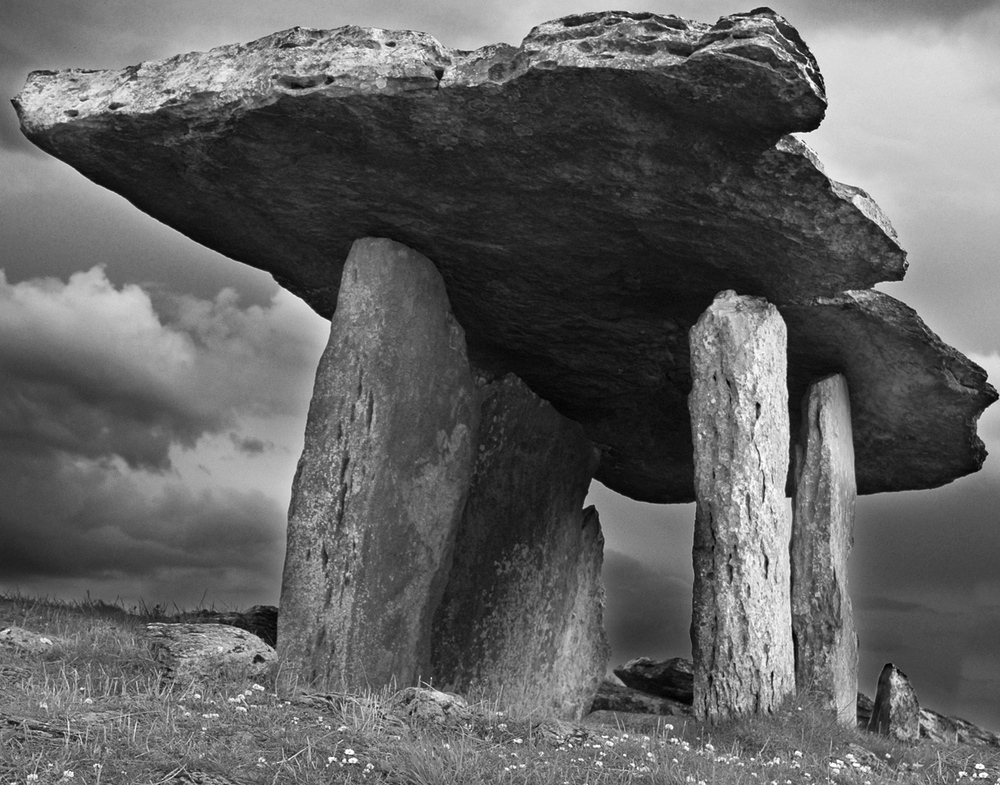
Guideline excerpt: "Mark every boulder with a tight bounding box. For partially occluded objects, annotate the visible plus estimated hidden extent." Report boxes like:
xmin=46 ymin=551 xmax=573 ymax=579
xmin=431 ymin=375 xmax=606 ymax=720
xmin=859 ymin=691 xmax=1000 ymax=747
xmin=386 ymin=686 xmax=473 ymax=727
xmin=689 ymin=291 xmax=795 ymax=721
xmin=591 ymin=678 xmax=693 ymax=717
xmin=171 ymin=605 xmax=278 ymax=647
xmin=919 ymin=708 xmax=1000 ymax=747
xmin=0 ymin=625 xmax=65 ymax=654
xmin=145 ymin=623 xmax=276 ymax=683
xmin=612 ymin=657 xmax=693 ymax=704
xmin=791 ymin=373 xmax=858 ymax=724
xmin=277 ymin=237 xmax=480 ymax=692
xmin=15 ymin=10 xmax=994 ymax=502
xmin=867 ymin=663 xmax=920 ymax=742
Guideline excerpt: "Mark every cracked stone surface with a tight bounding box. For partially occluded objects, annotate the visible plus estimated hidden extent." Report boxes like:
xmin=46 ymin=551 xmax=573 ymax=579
xmin=13 ymin=8 xmax=996 ymax=501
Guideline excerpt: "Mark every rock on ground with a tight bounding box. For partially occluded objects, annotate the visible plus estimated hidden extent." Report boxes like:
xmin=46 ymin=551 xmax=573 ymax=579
xmin=613 ymin=657 xmax=694 ymax=704
xmin=867 ymin=663 xmax=920 ymax=742
xmin=591 ymin=678 xmax=693 ymax=717
xmin=145 ymin=623 xmax=275 ymax=683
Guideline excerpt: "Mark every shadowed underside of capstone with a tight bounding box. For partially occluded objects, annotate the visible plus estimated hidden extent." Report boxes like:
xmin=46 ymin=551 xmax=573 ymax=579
xmin=13 ymin=8 xmax=997 ymax=502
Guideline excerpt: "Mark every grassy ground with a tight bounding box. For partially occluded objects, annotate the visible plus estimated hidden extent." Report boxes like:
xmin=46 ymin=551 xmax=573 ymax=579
xmin=2 ymin=592 xmax=999 ymax=785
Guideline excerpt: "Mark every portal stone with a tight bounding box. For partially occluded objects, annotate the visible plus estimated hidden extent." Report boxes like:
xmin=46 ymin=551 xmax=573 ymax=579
xmin=431 ymin=373 xmax=606 ymax=719
xmin=689 ymin=290 xmax=795 ymax=721
xmin=277 ymin=237 xmax=479 ymax=692
xmin=867 ymin=663 xmax=920 ymax=742
xmin=791 ymin=373 xmax=858 ymax=725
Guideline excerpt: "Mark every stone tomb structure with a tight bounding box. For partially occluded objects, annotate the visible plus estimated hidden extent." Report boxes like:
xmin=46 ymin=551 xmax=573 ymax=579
xmin=15 ymin=9 xmax=997 ymax=721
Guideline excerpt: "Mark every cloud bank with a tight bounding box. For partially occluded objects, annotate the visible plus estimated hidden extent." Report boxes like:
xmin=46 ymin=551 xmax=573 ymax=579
xmin=0 ymin=266 xmax=328 ymax=607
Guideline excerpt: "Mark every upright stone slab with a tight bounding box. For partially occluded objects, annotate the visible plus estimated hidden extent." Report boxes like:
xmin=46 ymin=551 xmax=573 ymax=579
xmin=791 ymin=373 xmax=858 ymax=725
xmin=431 ymin=374 xmax=607 ymax=719
xmin=278 ymin=237 xmax=480 ymax=692
xmin=689 ymin=290 xmax=795 ymax=721
xmin=867 ymin=663 xmax=920 ymax=742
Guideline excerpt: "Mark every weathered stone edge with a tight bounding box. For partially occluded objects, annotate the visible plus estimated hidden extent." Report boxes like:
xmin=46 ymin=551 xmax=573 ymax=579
xmin=13 ymin=9 xmax=825 ymax=138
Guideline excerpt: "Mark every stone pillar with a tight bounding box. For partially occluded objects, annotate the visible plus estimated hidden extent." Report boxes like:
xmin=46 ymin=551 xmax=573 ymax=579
xmin=688 ymin=290 xmax=795 ymax=721
xmin=791 ymin=373 xmax=858 ymax=725
xmin=278 ymin=237 xmax=480 ymax=692
xmin=431 ymin=374 xmax=607 ymax=719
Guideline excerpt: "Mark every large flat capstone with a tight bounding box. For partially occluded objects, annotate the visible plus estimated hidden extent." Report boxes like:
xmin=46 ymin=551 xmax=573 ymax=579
xmin=13 ymin=9 xmax=996 ymax=501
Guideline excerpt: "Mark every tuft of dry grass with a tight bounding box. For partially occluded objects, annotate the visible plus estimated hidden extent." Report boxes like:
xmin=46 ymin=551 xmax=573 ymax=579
xmin=2 ymin=591 xmax=999 ymax=784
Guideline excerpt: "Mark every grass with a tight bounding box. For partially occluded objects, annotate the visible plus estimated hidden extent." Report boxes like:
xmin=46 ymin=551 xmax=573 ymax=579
xmin=2 ymin=592 xmax=999 ymax=784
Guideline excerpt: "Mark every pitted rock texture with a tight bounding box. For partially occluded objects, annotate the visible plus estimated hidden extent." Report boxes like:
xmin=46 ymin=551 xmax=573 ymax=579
xmin=867 ymin=663 xmax=920 ymax=743
xmin=689 ymin=291 xmax=795 ymax=721
xmin=14 ymin=9 xmax=995 ymax=501
xmin=277 ymin=238 xmax=479 ymax=692
xmin=613 ymin=656 xmax=694 ymax=704
xmin=431 ymin=375 xmax=606 ymax=719
xmin=791 ymin=374 xmax=858 ymax=725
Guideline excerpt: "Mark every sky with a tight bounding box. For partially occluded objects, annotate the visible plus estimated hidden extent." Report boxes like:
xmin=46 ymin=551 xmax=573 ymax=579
xmin=2 ymin=0 xmax=999 ymax=730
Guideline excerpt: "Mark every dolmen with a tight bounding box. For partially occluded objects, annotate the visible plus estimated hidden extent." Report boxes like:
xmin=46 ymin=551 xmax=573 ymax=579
xmin=15 ymin=8 xmax=996 ymax=721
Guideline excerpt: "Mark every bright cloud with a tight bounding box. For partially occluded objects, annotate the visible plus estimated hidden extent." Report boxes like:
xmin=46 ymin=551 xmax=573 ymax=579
xmin=0 ymin=266 xmax=328 ymax=607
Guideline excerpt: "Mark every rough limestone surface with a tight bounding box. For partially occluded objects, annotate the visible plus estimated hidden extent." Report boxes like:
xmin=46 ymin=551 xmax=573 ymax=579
xmin=613 ymin=657 xmax=694 ymax=703
xmin=277 ymin=237 xmax=479 ymax=692
xmin=15 ymin=10 xmax=995 ymax=502
xmin=781 ymin=291 xmax=995 ymax=495
xmin=867 ymin=663 xmax=920 ymax=742
xmin=689 ymin=290 xmax=795 ymax=721
xmin=791 ymin=373 xmax=858 ymax=725
xmin=145 ymin=623 xmax=276 ymax=683
xmin=431 ymin=374 xmax=606 ymax=720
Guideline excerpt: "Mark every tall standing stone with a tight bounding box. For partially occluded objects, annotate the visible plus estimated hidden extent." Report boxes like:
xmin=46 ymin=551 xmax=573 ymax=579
xmin=791 ymin=373 xmax=858 ymax=725
xmin=689 ymin=290 xmax=795 ymax=721
xmin=278 ymin=237 xmax=480 ymax=692
xmin=431 ymin=374 xmax=607 ymax=719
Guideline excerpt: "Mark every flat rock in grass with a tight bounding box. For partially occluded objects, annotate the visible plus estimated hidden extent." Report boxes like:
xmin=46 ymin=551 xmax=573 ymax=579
xmin=146 ymin=622 xmax=276 ymax=683
xmin=15 ymin=9 xmax=995 ymax=502
xmin=0 ymin=625 xmax=66 ymax=654
xmin=386 ymin=686 xmax=472 ymax=726
xmin=170 ymin=605 xmax=278 ymax=647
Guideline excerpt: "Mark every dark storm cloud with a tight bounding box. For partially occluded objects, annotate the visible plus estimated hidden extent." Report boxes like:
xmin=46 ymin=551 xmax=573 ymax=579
xmin=0 ymin=454 xmax=283 ymax=582
xmin=602 ymin=549 xmax=692 ymax=665
xmin=0 ymin=267 xmax=324 ymax=470
xmin=0 ymin=266 xmax=325 ymax=606
xmin=851 ymin=476 xmax=1000 ymax=595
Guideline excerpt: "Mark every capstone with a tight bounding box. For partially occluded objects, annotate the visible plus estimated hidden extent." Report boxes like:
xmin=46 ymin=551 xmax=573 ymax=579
xmin=13 ymin=11 xmax=995 ymax=502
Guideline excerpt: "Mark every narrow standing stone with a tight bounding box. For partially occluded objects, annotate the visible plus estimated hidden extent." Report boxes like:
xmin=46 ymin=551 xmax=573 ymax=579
xmin=688 ymin=290 xmax=795 ymax=721
xmin=791 ymin=373 xmax=859 ymax=725
xmin=867 ymin=663 xmax=920 ymax=742
xmin=278 ymin=237 xmax=480 ymax=692
xmin=431 ymin=373 xmax=607 ymax=719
